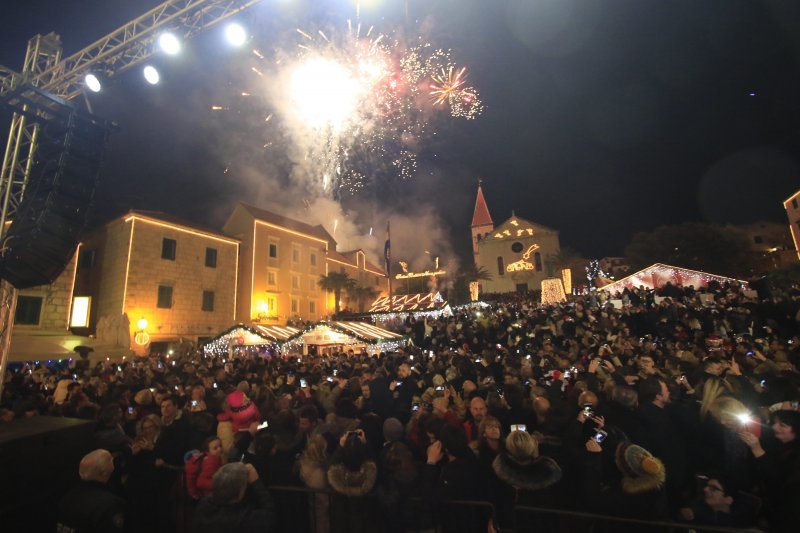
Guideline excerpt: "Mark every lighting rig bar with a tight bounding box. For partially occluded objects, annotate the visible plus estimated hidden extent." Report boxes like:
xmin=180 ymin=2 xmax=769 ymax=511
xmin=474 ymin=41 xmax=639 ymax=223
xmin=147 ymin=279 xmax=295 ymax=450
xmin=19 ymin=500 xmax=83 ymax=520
xmin=1 ymin=0 xmax=264 ymax=102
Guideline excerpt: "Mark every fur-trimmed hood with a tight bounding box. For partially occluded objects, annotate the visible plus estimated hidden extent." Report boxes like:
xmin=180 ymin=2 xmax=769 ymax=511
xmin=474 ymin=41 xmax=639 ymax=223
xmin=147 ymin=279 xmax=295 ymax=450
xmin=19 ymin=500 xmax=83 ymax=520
xmin=492 ymin=453 xmax=562 ymax=491
xmin=327 ymin=461 xmax=377 ymax=497
xmin=620 ymin=457 xmax=666 ymax=495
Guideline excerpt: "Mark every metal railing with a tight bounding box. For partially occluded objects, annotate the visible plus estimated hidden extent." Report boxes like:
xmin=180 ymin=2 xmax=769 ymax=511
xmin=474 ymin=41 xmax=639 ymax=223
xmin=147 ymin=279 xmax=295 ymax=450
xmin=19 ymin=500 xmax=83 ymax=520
xmin=264 ymin=486 xmax=761 ymax=533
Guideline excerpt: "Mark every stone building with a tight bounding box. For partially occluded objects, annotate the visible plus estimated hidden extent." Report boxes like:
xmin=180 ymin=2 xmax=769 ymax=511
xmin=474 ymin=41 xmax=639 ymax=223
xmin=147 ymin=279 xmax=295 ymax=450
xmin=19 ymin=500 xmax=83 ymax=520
xmin=7 ymin=249 xmax=87 ymax=361
xmin=74 ymin=211 xmax=239 ymax=354
xmin=223 ymin=203 xmax=334 ymax=325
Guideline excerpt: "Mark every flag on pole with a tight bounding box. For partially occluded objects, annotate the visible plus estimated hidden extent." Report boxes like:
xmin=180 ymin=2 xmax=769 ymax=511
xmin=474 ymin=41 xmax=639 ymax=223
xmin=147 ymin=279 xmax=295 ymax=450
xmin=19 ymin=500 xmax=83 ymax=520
xmin=384 ymin=221 xmax=391 ymax=277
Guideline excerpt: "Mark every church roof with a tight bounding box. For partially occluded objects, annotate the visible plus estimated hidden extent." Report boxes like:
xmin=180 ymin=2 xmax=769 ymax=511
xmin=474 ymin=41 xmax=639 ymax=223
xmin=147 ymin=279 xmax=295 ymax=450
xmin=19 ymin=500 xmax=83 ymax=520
xmin=471 ymin=182 xmax=493 ymax=228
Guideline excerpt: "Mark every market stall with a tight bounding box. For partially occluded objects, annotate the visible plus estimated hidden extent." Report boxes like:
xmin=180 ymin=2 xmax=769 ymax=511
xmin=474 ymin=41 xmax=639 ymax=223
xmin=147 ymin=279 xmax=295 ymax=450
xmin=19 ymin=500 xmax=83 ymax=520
xmin=281 ymin=320 xmax=408 ymax=355
xmin=202 ymin=323 xmax=301 ymax=357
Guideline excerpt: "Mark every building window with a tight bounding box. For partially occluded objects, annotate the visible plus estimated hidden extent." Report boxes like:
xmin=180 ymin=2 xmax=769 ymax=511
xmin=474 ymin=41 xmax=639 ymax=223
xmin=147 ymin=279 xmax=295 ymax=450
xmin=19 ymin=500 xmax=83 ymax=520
xmin=534 ymin=252 xmax=542 ymax=271
xmin=374 ymin=276 xmax=379 ymax=286
xmin=77 ymin=249 xmax=95 ymax=271
xmin=267 ymin=270 xmax=277 ymax=286
xmin=476 ymin=234 xmax=482 ymax=242
xmin=511 ymin=242 xmax=523 ymax=253
xmin=310 ymin=253 xmax=317 ymax=267
xmin=269 ymin=243 xmax=278 ymax=259
xmin=161 ymin=238 xmax=176 ymax=260
xmin=309 ymin=277 xmax=316 ymax=291
xmin=292 ymin=274 xmax=300 ymax=290
xmin=793 ymin=199 xmax=798 ymax=209
xmin=292 ymin=247 xmax=300 ymax=263
xmin=205 ymin=248 xmax=217 ymax=268
xmin=309 ymin=300 xmax=317 ymax=314
xmin=267 ymin=296 xmax=277 ymax=315
xmin=497 ymin=256 xmax=505 ymax=276
xmin=291 ymin=298 xmax=299 ymax=314
xmin=157 ymin=285 xmax=173 ymax=309
xmin=202 ymin=290 xmax=215 ymax=312
xmin=70 ymin=296 xmax=91 ymax=328
xmin=14 ymin=296 xmax=43 ymax=325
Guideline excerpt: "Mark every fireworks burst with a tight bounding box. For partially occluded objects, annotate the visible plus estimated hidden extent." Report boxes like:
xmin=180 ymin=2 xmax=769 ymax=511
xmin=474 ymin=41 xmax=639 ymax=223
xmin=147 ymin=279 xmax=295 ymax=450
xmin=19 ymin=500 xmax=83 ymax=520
xmin=430 ymin=66 xmax=483 ymax=119
xmin=215 ymin=18 xmax=483 ymax=198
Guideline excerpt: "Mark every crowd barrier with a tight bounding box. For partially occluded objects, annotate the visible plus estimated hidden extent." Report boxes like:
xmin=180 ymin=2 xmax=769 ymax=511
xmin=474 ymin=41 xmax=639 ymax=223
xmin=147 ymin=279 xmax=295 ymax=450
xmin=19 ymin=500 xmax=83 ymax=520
xmin=265 ymin=485 xmax=762 ymax=533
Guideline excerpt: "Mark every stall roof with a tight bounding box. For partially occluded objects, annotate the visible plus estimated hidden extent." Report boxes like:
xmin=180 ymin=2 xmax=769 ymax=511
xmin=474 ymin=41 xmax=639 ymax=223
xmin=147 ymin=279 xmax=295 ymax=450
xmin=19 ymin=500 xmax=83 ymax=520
xmin=327 ymin=321 xmax=405 ymax=342
xmin=599 ymin=263 xmax=748 ymax=293
xmin=204 ymin=323 xmax=301 ymax=347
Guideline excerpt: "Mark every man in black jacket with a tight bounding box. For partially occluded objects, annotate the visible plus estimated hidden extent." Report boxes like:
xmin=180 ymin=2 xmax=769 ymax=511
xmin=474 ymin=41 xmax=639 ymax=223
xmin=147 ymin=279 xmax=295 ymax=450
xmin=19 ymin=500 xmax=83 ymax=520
xmin=637 ymin=377 xmax=689 ymax=505
xmin=193 ymin=462 xmax=276 ymax=533
xmin=57 ymin=449 xmax=126 ymax=533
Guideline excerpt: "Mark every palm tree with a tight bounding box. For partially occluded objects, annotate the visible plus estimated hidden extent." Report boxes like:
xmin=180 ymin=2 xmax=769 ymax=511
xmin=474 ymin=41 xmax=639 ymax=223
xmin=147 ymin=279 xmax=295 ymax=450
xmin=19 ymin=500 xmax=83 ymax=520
xmin=455 ymin=264 xmax=493 ymax=302
xmin=349 ymin=285 xmax=379 ymax=313
xmin=318 ymin=271 xmax=356 ymax=315
xmin=461 ymin=264 xmax=493 ymax=283
xmin=544 ymin=246 xmax=588 ymax=277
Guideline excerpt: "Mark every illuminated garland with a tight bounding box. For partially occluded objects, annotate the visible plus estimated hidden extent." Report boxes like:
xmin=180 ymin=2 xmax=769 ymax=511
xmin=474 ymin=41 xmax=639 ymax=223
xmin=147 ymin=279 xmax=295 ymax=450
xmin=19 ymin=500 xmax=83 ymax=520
xmin=599 ymin=263 xmax=749 ymax=293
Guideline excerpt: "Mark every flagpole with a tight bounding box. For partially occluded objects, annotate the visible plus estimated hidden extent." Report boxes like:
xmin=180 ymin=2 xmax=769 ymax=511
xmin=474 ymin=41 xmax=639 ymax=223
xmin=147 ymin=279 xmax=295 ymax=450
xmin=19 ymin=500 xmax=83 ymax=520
xmin=387 ymin=221 xmax=393 ymax=299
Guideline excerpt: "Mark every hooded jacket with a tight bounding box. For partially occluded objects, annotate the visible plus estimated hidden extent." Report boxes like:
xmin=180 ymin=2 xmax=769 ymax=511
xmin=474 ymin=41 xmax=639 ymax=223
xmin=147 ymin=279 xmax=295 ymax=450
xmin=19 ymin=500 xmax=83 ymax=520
xmin=492 ymin=453 xmax=562 ymax=493
xmin=327 ymin=461 xmax=378 ymax=497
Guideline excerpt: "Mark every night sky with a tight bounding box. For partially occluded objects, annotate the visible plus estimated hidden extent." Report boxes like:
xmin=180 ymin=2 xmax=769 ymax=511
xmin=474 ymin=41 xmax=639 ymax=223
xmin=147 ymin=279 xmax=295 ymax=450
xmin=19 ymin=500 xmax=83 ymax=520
xmin=2 ymin=0 xmax=799 ymax=268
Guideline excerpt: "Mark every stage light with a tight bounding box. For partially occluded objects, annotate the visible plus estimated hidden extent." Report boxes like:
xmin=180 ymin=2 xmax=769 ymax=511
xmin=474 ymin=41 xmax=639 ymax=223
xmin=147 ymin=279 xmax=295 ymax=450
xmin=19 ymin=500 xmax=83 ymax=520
xmin=84 ymin=73 xmax=102 ymax=92
xmin=143 ymin=65 xmax=160 ymax=85
xmin=158 ymin=32 xmax=181 ymax=55
xmin=225 ymin=23 xmax=247 ymax=46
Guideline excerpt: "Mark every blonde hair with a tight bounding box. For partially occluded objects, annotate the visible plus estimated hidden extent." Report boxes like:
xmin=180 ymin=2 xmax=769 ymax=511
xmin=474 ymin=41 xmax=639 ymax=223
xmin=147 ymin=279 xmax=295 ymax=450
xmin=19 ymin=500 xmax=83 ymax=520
xmin=301 ymin=434 xmax=328 ymax=465
xmin=136 ymin=413 xmax=162 ymax=436
xmin=699 ymin=378 xmax=732 ymax=419
xmin=505 ymin=430 xmax=539 ymax=464
xmin=478 ymin=415 xmax=501 ymax=440
xmin=708 ymin=396 xmax=748 ymax=426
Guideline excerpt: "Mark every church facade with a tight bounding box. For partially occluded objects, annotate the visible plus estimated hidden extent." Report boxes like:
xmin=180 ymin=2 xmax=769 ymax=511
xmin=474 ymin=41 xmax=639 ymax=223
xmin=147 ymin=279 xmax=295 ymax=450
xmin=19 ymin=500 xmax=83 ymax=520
xmin=471 ymin=183 xmax=561 ymax=294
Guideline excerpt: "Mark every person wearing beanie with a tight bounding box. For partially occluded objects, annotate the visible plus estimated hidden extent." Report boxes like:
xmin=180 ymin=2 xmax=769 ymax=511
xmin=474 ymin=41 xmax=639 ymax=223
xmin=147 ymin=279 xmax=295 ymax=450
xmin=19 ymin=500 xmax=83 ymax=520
xmin=583 ymin=438 xmax=669 ymax=523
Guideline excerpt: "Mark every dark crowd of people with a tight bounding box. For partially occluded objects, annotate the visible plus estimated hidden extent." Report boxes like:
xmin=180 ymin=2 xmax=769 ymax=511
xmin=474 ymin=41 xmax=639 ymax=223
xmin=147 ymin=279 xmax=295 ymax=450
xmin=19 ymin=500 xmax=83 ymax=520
xmin=3 ymin=280 xmax=800 ymax=532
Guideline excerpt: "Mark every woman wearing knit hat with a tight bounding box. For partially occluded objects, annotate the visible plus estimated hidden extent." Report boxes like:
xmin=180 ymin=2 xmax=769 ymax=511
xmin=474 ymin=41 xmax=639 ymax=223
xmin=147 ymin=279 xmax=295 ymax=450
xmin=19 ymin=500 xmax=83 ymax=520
xmin=583 ymin=436 xmax=669 ymax=524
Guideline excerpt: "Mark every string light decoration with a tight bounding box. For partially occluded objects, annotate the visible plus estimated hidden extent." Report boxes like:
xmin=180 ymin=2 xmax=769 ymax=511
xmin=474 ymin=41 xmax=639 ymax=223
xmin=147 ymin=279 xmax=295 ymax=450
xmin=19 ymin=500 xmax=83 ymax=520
xmin=561 ymin=268 xmax=572 ymax=294
xmin=506 ymin=244 xmax=540 ymax=272
xmin=586 ymin=259 xmax=612 ymax=288
xmin=369 ymin=292 xmax=450 ymax=313
xmin=541 ymin=278 xmax=567 ymax=305
xmin=469 ymin=281 xmax=480 ymax=302
xmin=598 ymin=263 xmax=749 ymax=293
xmin=266 ymin=320 xmax=409 ymax=354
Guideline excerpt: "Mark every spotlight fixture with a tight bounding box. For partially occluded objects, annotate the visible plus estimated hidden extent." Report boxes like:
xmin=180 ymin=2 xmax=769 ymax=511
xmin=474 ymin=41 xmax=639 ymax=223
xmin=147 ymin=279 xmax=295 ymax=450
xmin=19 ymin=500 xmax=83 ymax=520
xmin=84 ymin=73 xmax=102 ymax=92
xmin=224 ymin=23 xmax=247 ymax=47
xmin=143 ymin=65 xmax=160 ymax=85
xmin=158 ymin=32 xmax=181 ymax=55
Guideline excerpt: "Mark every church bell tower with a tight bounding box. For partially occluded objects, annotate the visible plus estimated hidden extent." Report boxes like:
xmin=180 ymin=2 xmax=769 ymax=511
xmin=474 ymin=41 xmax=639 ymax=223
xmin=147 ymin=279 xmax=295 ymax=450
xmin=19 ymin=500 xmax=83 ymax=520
xmin=471 ymin=180 xmax=494 ymax=266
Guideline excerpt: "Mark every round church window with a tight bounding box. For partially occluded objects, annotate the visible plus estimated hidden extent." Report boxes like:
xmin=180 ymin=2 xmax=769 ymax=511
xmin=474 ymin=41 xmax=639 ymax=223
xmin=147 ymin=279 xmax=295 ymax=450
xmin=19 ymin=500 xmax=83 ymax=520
xmin=511 ymin=242 xmax=523 ymax=253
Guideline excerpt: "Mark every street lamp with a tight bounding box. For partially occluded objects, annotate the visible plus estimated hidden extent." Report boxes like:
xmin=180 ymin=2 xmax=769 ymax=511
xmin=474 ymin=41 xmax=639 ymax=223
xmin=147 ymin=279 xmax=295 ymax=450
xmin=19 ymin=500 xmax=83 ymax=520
xmin=135 ymin=318 xmax=150 ymax=346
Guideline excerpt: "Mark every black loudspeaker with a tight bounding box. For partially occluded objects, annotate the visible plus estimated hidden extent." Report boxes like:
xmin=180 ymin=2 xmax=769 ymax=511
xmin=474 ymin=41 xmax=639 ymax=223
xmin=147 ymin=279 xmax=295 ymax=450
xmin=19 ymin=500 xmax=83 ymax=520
xmin=0 ymin=108 xmax=112 ymax=289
